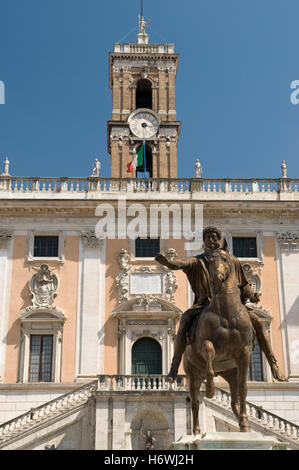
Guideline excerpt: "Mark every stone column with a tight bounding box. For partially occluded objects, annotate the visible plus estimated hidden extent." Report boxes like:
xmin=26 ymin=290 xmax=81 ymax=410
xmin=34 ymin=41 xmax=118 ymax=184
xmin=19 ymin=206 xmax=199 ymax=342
xmin=276 ymin=232 xmax=299 ymax=381
xmin=112 ymin=399 xmax=126 ymax=450
xmin=168 ymin=70 xmax=176 ymax=121
xmin=158 ymin=68 xmax=167 ymax=121
xmin=95 ymin=398 xmax=109 ymax=450
xmin=121 ymin=140 xmax=130 ymax=178
xmin=112 ymin=68 xmax=121 ymax=121
xmin=110 ymin=138 xmax=121 ymax=178
xmin=174 ymin=398 xmax=187 ymax=442
xmin=0 ymin=232 xmax=13 ymax=382
xmin=76 ymin=233 xmax=105 ymax=378
xmin=122 ymin=73 xmax=131 ymax=119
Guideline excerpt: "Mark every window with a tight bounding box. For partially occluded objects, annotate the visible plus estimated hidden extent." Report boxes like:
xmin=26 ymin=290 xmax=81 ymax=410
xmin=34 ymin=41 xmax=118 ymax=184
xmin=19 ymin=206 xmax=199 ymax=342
xmin=19 ymin=308 xmax=65 ymax=383
xmin=132 ymin=338 xmax=162 ymax=375
xmin=136 ymin=79 xmax=152 ymax=109
xmin=34 ymin=236 xmax=59 ymax=258
xmin=135 ymin=238 xmax=160 ymax=258
xmin=29 ymin=335 xmax=53 ymax=382
xmin=248 ymin=342 xmax=264 ymax=381
xmin=232 ymin=237 xmax=257 ymax=258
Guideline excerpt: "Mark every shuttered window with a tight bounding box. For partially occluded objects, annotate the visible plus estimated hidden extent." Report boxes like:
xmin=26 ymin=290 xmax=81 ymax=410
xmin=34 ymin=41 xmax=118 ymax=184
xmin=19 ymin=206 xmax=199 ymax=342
xmin=29 ymin=335 xmax=53 ymax=382
xmin=232 ymin=237 xmax=257 ymax=258
xmin=33 ymin=236 xmax=59 ymax=258
xmin=135 ymin=238 xmax=160 ymax=258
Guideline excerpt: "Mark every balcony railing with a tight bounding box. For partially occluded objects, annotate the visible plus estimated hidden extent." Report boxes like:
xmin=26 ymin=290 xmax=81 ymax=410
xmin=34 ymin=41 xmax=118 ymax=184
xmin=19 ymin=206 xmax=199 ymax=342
xmin=97 ymin=374 xmax=187 ymax=391
xmin=0 ymin=176 xmax=298 ymax=200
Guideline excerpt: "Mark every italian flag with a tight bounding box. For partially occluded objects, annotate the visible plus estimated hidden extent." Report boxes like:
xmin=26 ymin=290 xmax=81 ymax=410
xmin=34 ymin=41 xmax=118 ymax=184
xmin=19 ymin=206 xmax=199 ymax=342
xmin=127 ymin=146 xmax=144 ymax=173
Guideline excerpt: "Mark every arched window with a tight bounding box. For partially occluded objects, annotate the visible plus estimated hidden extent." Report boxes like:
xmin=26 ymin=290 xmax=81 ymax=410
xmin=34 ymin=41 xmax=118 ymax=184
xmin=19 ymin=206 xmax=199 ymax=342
xmin=136 ymin=79 xmax=152 ymax=110
xmin=132 ymin=338 xmax=162 ymax=375
xmin=136 ymin=144 xmax=153 ymax=178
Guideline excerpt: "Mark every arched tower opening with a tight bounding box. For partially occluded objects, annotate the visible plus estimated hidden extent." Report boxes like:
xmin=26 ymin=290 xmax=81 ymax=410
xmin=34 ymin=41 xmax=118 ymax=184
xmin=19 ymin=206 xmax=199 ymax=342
xmin=136 ymin=79 xmax=152 ymax=110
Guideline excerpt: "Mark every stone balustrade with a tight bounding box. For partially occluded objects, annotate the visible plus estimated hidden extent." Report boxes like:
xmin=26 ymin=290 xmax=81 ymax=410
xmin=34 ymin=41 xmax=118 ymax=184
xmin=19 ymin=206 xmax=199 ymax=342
xmin=114 ymin=43 xmax=175 ymax=54
xmin=0 ymin=176 xmax=298 ymax=200
xmin=209 ymin=387 xmax=299 ymax=444
xmin=0 ymin=377 xmax=298 ymax=448
xmin=97 ymin=374 xmax=187 ymax=392
xmin=0 ymin=381 xmax=98 ymax=446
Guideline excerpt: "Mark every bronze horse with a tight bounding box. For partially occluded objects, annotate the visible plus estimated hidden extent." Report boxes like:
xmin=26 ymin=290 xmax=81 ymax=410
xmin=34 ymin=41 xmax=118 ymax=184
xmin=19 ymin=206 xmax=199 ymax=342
xmin=183 ymin=248 xmax=254 ymax=433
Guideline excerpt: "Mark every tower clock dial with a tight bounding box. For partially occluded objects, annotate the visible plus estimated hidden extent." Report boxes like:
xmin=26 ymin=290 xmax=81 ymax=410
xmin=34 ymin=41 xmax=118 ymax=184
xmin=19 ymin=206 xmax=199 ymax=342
xmin=128 ymin=110 xmax=159 ymax=139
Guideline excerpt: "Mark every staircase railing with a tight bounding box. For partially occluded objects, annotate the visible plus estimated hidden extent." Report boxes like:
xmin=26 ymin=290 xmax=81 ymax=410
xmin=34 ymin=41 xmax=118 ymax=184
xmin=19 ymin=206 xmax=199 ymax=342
xmin=0 ymin=380 xmax=98 ymax=446
xmin=0 ymin=378 xmax=298 ymax=448
xmin=209 ymin=387 xmax=299 ymax=445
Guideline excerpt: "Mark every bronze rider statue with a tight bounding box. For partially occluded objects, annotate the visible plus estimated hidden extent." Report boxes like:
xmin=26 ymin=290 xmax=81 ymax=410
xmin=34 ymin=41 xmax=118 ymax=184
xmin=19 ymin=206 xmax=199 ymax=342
xmin=155 ymin=226 xmax=285 ymax=383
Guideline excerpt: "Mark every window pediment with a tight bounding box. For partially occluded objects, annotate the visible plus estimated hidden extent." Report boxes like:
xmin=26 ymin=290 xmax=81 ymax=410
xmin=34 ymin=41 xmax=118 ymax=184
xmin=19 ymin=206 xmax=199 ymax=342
xmin=20 ymin=307 xmax=66 ymax=323
xmin=111 ymin=295 xmax=182 ymax=319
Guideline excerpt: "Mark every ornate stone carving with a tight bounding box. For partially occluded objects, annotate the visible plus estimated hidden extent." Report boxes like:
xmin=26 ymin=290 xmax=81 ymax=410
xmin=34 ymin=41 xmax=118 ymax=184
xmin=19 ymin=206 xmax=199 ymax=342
xmin=134 ymin=295 xmax=161 ymax=311
xmin=245 ymin=303 xmax=272 ymax=333
xmin=131 ymin=330 xmax=163 ymax=343
xmin=116 ymin=249 xmax=131 ymax=303
xmin=242 ymin=263 xmax=261 ymax=293
xmin=165 ymin=248 xmax=177 ymax=261
xmin=0 ymin=230 xmax=12 ymax=248
xmin=277 ymin=232 xmax=299 ymax=250
xmin=164 ymin=270 xmax=178 ymax=302
xmin=26 ymin=264 xmax=59 ymax=310
xmin=116 ymin=248 xmax=178 ymax=303
xmin=82 ymin=231 xmax=103 ymax=249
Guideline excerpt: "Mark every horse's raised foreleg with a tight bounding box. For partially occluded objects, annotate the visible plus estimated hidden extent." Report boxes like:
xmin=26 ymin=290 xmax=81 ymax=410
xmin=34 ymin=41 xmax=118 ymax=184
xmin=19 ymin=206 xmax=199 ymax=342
xmin=235 ymin=347 xmax=252 ymax=432
xmin=219 ymin=368 xmax=240 ymax=420
xmin=200 ymin=340 xmax=216 ymax=399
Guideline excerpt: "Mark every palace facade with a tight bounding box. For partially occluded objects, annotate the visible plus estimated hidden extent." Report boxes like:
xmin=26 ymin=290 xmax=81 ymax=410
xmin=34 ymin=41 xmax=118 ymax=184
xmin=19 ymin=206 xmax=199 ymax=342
xmin=0 ymin=22 xmax=298 ymax=450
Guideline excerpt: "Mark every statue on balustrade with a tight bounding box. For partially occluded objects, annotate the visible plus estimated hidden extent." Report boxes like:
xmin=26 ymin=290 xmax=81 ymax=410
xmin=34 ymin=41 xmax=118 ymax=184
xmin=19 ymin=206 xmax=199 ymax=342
xmin=155 ymin=226 xmax=285 ymax=434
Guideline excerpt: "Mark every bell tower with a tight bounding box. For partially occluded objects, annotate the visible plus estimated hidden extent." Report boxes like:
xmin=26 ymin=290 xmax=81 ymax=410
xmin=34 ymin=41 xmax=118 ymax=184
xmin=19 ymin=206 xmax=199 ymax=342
xmin=108 ymin=16 xmax=180 ymax=178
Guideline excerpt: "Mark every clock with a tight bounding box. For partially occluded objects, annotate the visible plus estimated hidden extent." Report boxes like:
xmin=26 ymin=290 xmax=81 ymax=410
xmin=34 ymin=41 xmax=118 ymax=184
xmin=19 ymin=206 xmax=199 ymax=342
xmin=128 ymin=109 xmax=160 ymax=139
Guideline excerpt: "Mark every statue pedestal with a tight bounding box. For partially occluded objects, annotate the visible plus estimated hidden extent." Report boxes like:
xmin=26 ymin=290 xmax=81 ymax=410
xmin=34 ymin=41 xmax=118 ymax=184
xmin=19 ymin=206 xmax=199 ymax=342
xmin=172 ymin=432 xmax=287 ymax=451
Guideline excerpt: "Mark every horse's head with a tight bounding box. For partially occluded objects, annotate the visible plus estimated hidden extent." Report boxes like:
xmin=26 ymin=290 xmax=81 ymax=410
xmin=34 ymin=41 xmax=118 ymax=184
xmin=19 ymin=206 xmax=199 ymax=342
xmin=208 ymin=250 xmax=233 ymax=292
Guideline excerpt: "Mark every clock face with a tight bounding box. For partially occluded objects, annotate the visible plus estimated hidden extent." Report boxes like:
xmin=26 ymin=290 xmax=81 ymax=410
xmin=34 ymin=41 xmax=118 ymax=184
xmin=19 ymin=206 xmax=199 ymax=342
xmin=129 ymin=111 xmax=159 ymax=139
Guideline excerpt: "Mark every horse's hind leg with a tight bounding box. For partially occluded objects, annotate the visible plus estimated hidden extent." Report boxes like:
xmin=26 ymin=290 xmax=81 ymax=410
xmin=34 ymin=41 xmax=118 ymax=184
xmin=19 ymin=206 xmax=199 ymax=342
xmin=189 ymin=374 xmax=204 ymax=435
xmin=235 ymin=347 xmax=252 ymax=432
xmin=219 ymin=368 xmax=240 ymax=420
xmin=201 ymin=340 xmax=216 ymax=399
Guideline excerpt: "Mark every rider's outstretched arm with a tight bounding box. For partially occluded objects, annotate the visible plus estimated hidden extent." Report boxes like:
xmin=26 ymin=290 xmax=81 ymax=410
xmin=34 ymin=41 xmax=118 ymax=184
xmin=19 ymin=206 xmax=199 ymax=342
xmin=155 ymin=253 xmax=190 ymax=270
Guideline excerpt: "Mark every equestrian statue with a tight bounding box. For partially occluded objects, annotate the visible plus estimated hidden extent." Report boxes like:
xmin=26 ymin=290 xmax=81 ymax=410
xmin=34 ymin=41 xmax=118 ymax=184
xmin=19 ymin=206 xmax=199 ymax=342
xmin=155 ymin=226 xmax=285 ymax=433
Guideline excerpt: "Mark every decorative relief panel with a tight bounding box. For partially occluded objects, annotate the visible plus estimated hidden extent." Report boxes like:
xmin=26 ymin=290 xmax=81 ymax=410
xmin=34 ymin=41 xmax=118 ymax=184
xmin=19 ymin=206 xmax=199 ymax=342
xmin=81 ymin=231 xmax=104 ymax=249
xmin=277 ymin=232 xmax=299 ymax=251
xmin=27 ymin=264 xmax=59 ymax=311
xmin=241 ymin=263 xmax=262 ymax=293
xmin=116 ymin=248 xmax=178 ymax=304
xmin=0 ymin=230 xmax=12 ymax=249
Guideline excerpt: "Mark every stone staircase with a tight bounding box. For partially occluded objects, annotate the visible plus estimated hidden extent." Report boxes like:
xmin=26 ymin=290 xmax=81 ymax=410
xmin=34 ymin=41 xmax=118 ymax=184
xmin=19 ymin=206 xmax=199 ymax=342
xmin=207 ymin=388 xmax=299 ymax=449
xmin=0 ymin=379 xmax=298 ymax=449
xmin=0 ymin=381 xmax=98 ymax=449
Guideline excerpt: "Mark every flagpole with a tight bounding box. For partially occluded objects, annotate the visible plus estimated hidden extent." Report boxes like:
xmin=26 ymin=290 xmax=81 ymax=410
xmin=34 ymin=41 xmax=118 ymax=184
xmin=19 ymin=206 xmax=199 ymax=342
xmin=143 ymin=137 xmax=147 ymax=178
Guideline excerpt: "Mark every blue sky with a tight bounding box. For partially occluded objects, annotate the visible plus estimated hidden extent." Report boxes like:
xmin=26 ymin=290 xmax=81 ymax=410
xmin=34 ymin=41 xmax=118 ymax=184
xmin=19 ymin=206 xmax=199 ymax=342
xmin=0 ymin=0 xmax=298 ymax=179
